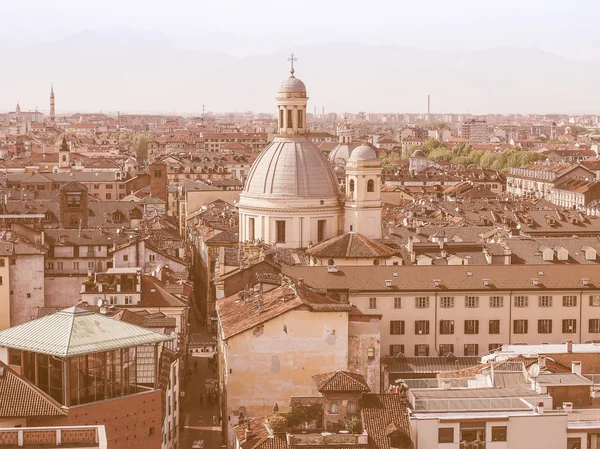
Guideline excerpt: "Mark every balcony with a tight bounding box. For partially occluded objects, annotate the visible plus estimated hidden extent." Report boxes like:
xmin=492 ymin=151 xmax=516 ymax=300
xmin=0 ymin=425 xmax=107 ymax=448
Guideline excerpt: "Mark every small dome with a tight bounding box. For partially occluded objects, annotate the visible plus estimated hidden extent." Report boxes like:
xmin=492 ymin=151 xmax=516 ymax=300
xmin=279 ymin=76 xmax=306 ymax=93
xmin=410 ymin=149 xmax=426 ymax=158
xmin=349 ymin=143 xmax=377 ymax=162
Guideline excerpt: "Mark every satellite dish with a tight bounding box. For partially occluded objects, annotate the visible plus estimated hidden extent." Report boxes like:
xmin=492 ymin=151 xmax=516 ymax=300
xmin=528 ymin=363 xmax=540 ymax=378
xmin=96 ymin=298 xmax=103 ymax=307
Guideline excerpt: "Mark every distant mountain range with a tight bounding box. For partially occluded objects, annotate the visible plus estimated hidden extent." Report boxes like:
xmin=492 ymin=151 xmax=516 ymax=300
xmin=1 ymin=29 xmax=598 ymax=115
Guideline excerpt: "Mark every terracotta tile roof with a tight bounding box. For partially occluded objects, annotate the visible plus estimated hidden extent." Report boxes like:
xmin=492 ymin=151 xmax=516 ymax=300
xmin=312 ymin=371 xmax=371 ymax=393
xmin=361 ymin=394 xmax=412 ymax=449
xmin=217 ymin=282 xmax=352 ymax=340
xmin=306 ymin=233 xmax=397 ymax=259
xmin=234 ymin=418 xmax=287 ymax=449
xmin=0 ymin=361 xmax=66 ymax=418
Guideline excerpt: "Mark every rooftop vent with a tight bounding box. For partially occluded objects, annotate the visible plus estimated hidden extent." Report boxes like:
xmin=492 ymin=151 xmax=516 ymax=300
xmin=327 ymin=265 xmax=339 ymax=273
xmin=531 ymin=278 xmax=539 ymax=287
xmin=582 ymin=278 xmax=590 ymax=286
xmin=433 ymin=279 xmax=441 ymax=288
xmin=392 ymin=272 xmax=398 ymax=278
xmin=385 ymin=280 xmax=392 ymax=288
xmin=466 ymin=272 xmax=473 ymax=277
xmin=482 ymin=279 xmax=489 ymax=287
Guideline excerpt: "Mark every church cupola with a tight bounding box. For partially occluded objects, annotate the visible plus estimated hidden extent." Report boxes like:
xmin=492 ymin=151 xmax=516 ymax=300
xmin=344 ymin=142 xmax=382 ymax=238
xmin=276 ymin=54 xmax=308 ymax=136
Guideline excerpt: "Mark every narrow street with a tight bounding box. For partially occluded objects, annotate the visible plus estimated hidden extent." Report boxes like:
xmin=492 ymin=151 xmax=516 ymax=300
xmin=180 ymin=298 xmax=223 ymax=449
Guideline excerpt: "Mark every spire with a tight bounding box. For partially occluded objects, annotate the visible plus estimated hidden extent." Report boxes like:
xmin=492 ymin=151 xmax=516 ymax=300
xmin=287 ymin=53 xmax=297 ymax=76
xmin=50 ymin=83 xmax=54 ymax=97
xmin=60 ymin=135 xmax=69 ymax=152
xmin=50 ymin=84 xmax=56 ymax=122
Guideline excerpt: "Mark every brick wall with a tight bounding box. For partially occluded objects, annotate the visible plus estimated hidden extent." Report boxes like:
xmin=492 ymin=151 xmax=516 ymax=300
xmin=30 ymin=390 xmax=162 ymax=449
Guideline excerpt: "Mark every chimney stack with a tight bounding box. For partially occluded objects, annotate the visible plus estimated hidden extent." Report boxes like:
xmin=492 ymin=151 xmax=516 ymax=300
xmin=537 ymin=401 xmax=544 ymax=414
xmin=566 ymin=340 xmax=573 ymax=353
xmin=572 ymin=361 xmax=582 ymax=376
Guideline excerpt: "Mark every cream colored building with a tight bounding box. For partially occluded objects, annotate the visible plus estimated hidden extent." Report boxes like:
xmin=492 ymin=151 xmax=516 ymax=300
xmin=217 ymin=281 xmax=380 ymax=447
xmin=283 ymin=264 xmax=600 ymax=358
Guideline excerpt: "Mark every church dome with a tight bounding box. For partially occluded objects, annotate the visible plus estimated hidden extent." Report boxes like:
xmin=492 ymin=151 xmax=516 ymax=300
xmin=241 ymin=137 xmax=340 ymax=201
xmin=348 ymin=143 xmax=377 ymax=162
xmin=279 ymin=75 xmax=306 ymax=93
xmin=411 ymin=149 xmax=426 ymax=158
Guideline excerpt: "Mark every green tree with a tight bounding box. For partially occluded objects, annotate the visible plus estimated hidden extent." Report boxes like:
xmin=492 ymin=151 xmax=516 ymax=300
xmin=136 ymin=135 xmax=149 ymax=162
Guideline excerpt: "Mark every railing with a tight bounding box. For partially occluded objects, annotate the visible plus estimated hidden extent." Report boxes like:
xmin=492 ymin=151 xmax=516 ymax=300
xmin=413 ymin=397 xmax=533 ymax=412
xmin=0 ymin=425 xmax=106 ymax=448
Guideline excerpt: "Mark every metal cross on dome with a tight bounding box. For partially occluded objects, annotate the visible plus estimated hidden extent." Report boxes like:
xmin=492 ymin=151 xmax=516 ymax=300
xmin=288 ymin=53 xmax=297 ymax=75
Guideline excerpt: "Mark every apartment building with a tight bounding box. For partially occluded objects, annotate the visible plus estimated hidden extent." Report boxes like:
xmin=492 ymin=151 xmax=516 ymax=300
xmin=202 ymin=132 xmax=268 ymax=153
xmin=506 ymin=162 xmax=593 ymax=199
xmin=459 ymin=118 xmax=489 ymax=144
xmin=283 ymin=264 xmax=600 ymax=357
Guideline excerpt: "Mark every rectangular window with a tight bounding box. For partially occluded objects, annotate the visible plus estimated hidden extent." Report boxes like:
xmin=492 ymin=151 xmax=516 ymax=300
xmin=389 ymin=344 xmax=404 ymax=356
xmin=26 ymin=293 xmax=31 ymax=298
xmin=57 ymin=262 xmax=63 ymax=271
xmin=393 ymin=297 xmax=402 ymax=309
xmin=414 ymin=344 xmax=429 ymax=356
xmin=590 ymin=319 xmax=600 ymax=333
xmin=276 ymin=220 xmax=286 ymax=243
xmin=465 ymin=296 xmax=479 ymax=308
xmin=93 ymin=184 xmax=100 ymax=189
xmin=563 ymin=296 xmax=577 ymax=307
xmin=297 ymin=110 xmax=303 ymax=128
xmin=106 ymin=184 xmax=113 ymax=189
xmin=464 ymin=344 xmax=479 ymax=356
xmin=88 ymin=262 xmax=94 ymax=269
xmin=489 ymin=343 xmax=502 ymax=352
xmin=0 ymin=259 xmax=4 ymax=267
xmin=317 ymin=220 xmax=326 ymax=242
xmin=440 ymin=296 xmax=454 ymax=308
xmin=538 ymin=319 xmax=553 ymax=334
xmin=440 ymin=320 xmax=454 ymax=335
xmin=0 ymin=276 xmax=3 ymax=286
xmin=415 ymin=320 xmax=430 ymax=335
xmin=125 ymin=296 xmax=132 ymax=305
xmin=563 ymin=319 xmax=577 ymax=334
xmin=369 ymin=297 xmax=377 ymax=309
xmin=390 ymin=320 xmax=405 ymax=335
xmin=514 ymin=296 xmax=528 ymax=307
xmin=538 ymin=296 xmax=553 ymax=307
xmin=73 ymin=262 xmax=79 ymax=271
xmin=491 ymin=426 xmax=507 ymax=442
xmin=123 ymin=255 xmax=129 ymax=262
xmin=591 ymin=296 xmax=600 ymax=307
xmin=415 ymin=297 xmax=429 ymax=308
xmin=287 ymin=109 xmax=293 ymax=129
xmin=439 ymin=344 xmax=454 ymax=355
xmin=489 ymin=320 xmax=500 ymax=334
xmin=439 ymin=428 xmax=454 ymax=444
xmin=464 ymin=320 xmax=479 ymax=335
xmin=106 ymin=193 xmax=111 ymax=200
xmin=47 ymin=262 xmax=54 ymax=270
xmin=248 ymin=217 xmax=255 ymax=241
xmin=149 ymin=254 xmax=155 ymax=262
xmin=490 ymin=296 xmax=504 ymax=308
xmin=109 ymin=296 xmax=117 ymax=305
xmin=514 ymin=319 xmax=528 ymax=334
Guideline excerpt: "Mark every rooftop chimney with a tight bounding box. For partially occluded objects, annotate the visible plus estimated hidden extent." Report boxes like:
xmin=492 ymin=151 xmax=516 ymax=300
xmin=572 ymin=361 xmax=582 ymax=376
xmin=566 ymin=340 xmax=573 ymax=353
xmin=537 ymin=401 xmax=544 ymax=414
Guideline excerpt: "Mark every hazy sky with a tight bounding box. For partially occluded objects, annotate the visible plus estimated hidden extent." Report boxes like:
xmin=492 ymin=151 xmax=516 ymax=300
xmin=3 ymin=0 xmax=599 ymax=58
xmin=2 ymin=0 xmax=600 ymax=114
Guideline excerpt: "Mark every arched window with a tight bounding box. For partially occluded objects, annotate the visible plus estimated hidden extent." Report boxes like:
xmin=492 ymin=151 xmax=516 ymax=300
xmin=328 ymin=258 xmax=334 ymax=266
xmin=367 ymin=179 xmax=375 ymax=192
xmin=62 ymin=155 xmax=67 ymax=162
xmin=349 ymin=179 xmax=355 ymax=192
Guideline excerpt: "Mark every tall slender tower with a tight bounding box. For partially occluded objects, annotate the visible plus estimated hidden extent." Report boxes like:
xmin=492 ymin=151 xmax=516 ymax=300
xmin=50 ymin=84 xmax=55 ymax=122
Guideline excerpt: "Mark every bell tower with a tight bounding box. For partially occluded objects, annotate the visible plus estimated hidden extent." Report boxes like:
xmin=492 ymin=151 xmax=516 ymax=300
xmin=59 ymin=135 xmax=70 ymax=170
xmin=344 ymin=143 xmax=382 ymax=238
xmin=276 ymin=54 xmax=308 ymax=136
xmin=50 ymin=84 xmax=55 ymax=123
